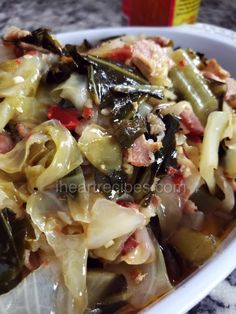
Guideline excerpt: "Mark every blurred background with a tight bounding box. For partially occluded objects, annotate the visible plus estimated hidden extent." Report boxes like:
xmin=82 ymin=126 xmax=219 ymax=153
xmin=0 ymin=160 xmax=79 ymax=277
xmin=0 ymin=0 xmax=236 ymax=33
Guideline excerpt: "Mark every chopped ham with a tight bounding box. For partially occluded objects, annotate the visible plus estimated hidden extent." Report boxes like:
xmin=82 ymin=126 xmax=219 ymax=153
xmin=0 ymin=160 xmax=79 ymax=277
xmin=126 ymin=135 xmax=153 ymax=167
xmin=202 ymin=58 xmax=230 ymax=81
xmin=225 ymin=77 xmax=236 ymax=108
xmin=180 ymin=108 xmax=204 ymax=136
xmin=127 ymin=135 xmax=160 ymax=167
xmin=160 ymin=101 xmax=204 ymax=136
xmin=0 ymin=133 xmax=14 ymax=154
xmin=132 ymin=39 xmax=173 ymax=85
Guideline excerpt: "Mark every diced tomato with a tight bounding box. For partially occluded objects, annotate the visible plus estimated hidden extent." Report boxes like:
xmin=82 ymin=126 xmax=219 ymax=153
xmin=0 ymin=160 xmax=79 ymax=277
xmin=122 ymin=235 xmax=138 ymax=255
xmin=47 ymin=105 xmax=79 ymax=130
xmin=82 ymin=107 xmax=94 ymax=120
xmin=106 ymin=45 xmax=132 ymax=63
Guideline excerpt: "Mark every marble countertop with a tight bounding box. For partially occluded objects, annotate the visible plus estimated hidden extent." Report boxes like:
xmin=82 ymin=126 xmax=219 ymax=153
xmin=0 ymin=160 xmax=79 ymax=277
xmin=0 ymin=0 xmax=235 ymax=313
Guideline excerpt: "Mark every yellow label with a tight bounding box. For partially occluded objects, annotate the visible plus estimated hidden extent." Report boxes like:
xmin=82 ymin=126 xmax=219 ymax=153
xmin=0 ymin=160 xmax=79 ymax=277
xmin=173 ymin=0 xmax=201 ymax=26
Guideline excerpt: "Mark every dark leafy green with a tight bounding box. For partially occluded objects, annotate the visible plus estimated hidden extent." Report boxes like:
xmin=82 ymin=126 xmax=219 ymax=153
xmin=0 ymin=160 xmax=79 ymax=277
xmin=113 ymin=84 xmax=164 ymax=99
xmin=111 ymin=94 xmax=135 ymax=121
xmin=95 ymin=170 xmax=128 ymax=199
xmin=133 ymin=114 xmax=180 ymax=202
xmin=87 ymin=56 xmax=146 ymax=107
xmin=0 ymin=208 xmax=26 ymax=294
xmin=87 ymin=270 xmax=128 ymax=314
xmin=22 ymin=28 xmax=63 ymax=55
xmin=155 ymin=114 xmax=180 ymax=173
xmin=113 ymin=114 xmax=147 ymax=149
xmin=149 ymin=219 xmax=184 ymax=283
xmin=76 ymin=39 xmax=93 ymax=53
xmin=56 ymin=167 xmax=84 ymax=199
xmin=64 ymin=44 xmax=90 ymax=74
xmin=46 ymin=62 xmax=71 ymax=84
xmin=206 ymin=78 xmax=227 ymax=105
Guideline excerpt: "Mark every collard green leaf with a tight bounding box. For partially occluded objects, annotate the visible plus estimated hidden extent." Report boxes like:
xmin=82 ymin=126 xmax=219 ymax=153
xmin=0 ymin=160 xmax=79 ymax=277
xmin=113 ymin=84 xmax=164 ymax=99
xmin=0 ymin=208 xmax=26 ymax=294
xmin=113 ymin=114 xmax=147 ymax=149
xmin=133 ymin=114 xmax=180 ymax=203
xmin=23 ymin=28 xmax=63 ymax=55
xmin=95 ymin=170 xmax=128 ymax=199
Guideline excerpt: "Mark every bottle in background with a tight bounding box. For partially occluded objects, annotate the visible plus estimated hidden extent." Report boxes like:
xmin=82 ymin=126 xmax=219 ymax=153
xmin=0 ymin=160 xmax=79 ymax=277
xmin=122 ymin=0 xmax=201 ymax=26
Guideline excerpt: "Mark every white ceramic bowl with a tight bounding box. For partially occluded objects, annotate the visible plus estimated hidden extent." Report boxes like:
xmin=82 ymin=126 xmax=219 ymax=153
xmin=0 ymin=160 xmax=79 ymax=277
xmin=58 ymin=24 xmax=236 ymax=314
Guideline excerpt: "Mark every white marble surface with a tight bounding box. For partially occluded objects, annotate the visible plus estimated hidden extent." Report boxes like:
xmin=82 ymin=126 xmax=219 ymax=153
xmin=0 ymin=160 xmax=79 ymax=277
xmin=0 ymin=0 xmax=235 ymax=313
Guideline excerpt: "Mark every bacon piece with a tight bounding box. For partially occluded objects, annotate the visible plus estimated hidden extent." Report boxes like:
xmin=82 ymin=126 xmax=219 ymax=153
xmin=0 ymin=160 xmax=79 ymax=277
xmin=202 ymin=58 xmax=230 ymax=81
xmin=0 ymin=133 xmax=14 ymax=154
xmin=225 ymin=77 xmax=236 ymax=108
xmin=116 ymin=200 xmax=140 ymax=210
xmin=127 ymin=135 xmax=156 ymax=167
xmin=121 ymin=235 xmax=138 ymax=255
xmin=180 ymin=108 xmax=204 ymax=136
xmin=132 ymin=39 xmax=173 ymax=85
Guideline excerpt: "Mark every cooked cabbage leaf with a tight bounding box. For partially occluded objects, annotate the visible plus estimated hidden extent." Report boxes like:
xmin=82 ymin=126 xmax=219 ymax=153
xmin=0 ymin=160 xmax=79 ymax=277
xmin=51 ymin=73 xmax=91 ymax=111
xmin=79 ymin=124 xmax=122 ymax=175
xmin=27 ymin=192 xmax=88 ymax=312
xmin=0 ymin=54 xmax=56 ymax=97
xmin=0 ymin=261 xmax=80 ymax=314
xmin=0 ymin=96 xmax=47 ymax=131
xmin=87 ymin=198 xmax=145 ymax=249
xmin=0 ymin=120 xmax=83 ymax=190
xmin=200 ymin=111 xmax=229 ymax=193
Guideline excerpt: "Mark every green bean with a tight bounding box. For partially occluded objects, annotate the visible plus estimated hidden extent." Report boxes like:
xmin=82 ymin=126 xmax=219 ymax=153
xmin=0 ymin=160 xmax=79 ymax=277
xmin=169 ymin=49 xmax=218 ymax=125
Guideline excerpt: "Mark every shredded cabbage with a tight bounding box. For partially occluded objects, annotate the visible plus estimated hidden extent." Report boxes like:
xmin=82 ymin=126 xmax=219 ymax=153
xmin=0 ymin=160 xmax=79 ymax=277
xmin=0 ymin=261 xmax=80 ymax=314
xmin=87 ymin=198 xmax=145 ymax=249
xmin=0 ymin=120 xmax=83 ymax=190
xmin=51 ymin=73 xmax=91 ymax=110
xmin=27 ymin=191 xmax=88 ymax=312
xmin=200 ymin=111 xmax=229 ymax=194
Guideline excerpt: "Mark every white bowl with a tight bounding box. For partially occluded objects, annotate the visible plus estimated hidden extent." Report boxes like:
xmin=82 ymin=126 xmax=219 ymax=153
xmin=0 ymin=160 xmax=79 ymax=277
xmin=58 ymin=24 xmax=236 ymax=314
